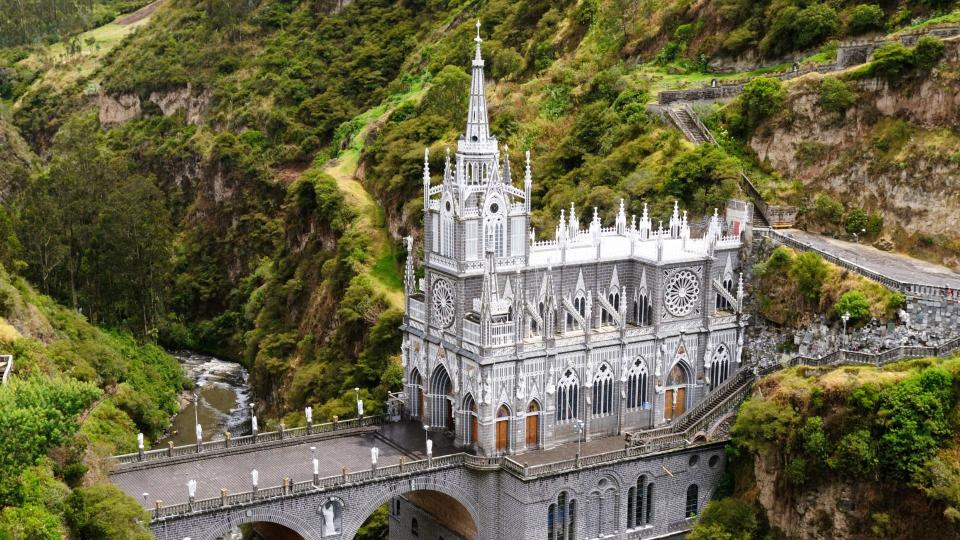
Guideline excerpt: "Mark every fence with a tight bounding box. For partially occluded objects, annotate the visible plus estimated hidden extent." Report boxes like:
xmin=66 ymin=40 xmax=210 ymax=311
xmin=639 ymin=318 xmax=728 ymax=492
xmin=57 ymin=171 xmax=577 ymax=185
xmin=756 ymin=228 xmax=959 ymax=300
xmin=0 ymin=355 xmax=11 ymax=385
xmin=788 ymin=334 xmax=960 ymax=368
xmin=113 ymin=415 xmax=386 ymax=466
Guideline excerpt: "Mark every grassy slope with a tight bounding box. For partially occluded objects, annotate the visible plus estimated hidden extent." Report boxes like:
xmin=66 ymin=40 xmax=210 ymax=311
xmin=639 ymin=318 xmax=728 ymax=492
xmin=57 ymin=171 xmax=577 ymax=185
xmin=14 ymin=1 xmax=162 ymax=98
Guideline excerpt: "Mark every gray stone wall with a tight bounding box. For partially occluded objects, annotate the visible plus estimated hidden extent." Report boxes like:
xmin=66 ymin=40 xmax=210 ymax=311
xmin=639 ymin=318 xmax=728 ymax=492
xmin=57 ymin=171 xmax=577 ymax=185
xmin=150 ymin=442 xmax=729 ymax=540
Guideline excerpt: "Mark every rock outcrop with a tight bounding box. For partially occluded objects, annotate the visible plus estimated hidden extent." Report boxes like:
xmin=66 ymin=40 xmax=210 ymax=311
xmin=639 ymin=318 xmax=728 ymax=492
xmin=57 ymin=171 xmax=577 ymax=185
xmin=97 ymin=85 xmax=211 ymax=128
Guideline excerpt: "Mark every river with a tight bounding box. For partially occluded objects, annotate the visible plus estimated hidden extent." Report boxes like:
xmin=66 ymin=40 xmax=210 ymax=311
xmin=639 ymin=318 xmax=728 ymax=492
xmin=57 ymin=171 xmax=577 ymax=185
xmin=158 ymin=351 xmax=253 ymax=447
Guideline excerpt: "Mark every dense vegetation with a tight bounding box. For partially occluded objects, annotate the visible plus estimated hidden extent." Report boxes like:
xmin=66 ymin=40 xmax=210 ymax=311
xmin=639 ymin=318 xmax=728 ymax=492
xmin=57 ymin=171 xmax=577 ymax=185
xmin=0 ymin=264 xmax=184 ymax=537
xmin=752 ymin=245 xmax=904 ymax=327
xmin=727 ymin=358 xmax=960 ymax=536
xmin=0 ymin=0 xmax=150 ymax=47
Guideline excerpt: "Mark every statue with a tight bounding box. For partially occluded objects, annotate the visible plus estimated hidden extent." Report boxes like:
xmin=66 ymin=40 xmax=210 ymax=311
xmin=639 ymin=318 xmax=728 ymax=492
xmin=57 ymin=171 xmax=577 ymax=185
xmin=655 ymin=342 xmax=665 ymax=377
xmin=482 ymin=375 xmax=492 ymax=405
xmin=898 ymin=309 xmax=911 ymax=328
xmin=321 ymin=500 xmax=341 ymax=537
xmin=515 ymin=366 xmax=525 ymax=400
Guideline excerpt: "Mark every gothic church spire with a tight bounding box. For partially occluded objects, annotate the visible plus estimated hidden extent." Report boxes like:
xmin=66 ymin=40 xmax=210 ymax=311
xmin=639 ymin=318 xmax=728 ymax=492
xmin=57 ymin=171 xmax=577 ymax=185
xmin=465 ymin=20 xmax=491 ymax=145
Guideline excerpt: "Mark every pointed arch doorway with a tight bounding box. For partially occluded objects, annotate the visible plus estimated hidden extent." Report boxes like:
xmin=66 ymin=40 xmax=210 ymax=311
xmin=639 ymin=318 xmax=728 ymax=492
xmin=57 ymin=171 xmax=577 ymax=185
xmin=496 ymin=404 xmax=510 ymax=452
xmin=526 ymin=400 xmax=540 ymax=448
xmin=664 ymin=363 xmax=690 ymax=421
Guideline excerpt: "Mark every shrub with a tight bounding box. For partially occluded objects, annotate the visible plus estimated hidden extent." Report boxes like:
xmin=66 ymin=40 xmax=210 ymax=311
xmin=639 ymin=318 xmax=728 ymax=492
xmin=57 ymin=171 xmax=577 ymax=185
xmin=812 ymin=193 xmax=844 ymax=224
xmin=830 ymin=429 xmax=878 ymax=477
xmin=67 ymin=484 xmax=151 ymax=540
xmin=688 ymin=498 xmax=758 ymax=540
xmin=789 ymin=252 xmax=828 ymax=301
xmin=818 ymin=76 xmax=855 ymax=114
xmin=793 ymin=4 xmax=840 ymax=50
xmin=739 ymin=77 xmax=785 ymax=132
xmin=845 ymin=207 xmax=869 ymax=235
xmin=913 ymin=36 xmax=946 ymax=71
xmin=847 ymin=4 xmax=885 ymax=35
xmin=834 ymin=290 xmax=870 ymax=324
xmin=867 ymin=42 xmax=915 ymax=80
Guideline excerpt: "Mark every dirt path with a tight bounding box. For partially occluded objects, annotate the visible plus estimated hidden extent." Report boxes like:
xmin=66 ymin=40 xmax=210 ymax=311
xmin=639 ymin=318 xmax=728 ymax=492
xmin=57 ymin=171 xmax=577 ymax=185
xmin=116 ymin=0 xmax=165 ymax=26
xmin=324 ymin=151 xmax=404 ymax=311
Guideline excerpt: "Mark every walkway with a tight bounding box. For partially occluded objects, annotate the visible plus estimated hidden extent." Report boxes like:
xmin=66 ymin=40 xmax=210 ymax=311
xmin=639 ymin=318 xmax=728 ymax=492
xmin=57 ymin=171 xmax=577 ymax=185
xmin=774 ymin=229 xmax=960 ymax=290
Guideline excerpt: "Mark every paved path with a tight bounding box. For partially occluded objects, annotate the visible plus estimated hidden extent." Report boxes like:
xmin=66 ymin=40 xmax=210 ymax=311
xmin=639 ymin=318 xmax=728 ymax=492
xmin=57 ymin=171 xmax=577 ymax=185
xmin=513 ymin=435 xmax=626 ymax=466
xmin=779 ymin=229 xmax=960 ymax=289
xmin=111 ymin=422 xmax=462 ymax=508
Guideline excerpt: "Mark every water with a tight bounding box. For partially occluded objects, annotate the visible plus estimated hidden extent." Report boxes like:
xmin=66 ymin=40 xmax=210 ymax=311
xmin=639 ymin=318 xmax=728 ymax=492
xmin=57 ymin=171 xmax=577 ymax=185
xmin=158 ymin=351 xmax=252 ymax=447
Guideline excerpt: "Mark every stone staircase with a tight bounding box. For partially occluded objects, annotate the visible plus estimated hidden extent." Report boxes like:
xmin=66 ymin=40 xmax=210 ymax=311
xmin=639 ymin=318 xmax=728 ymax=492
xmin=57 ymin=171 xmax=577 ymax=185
xmin=625 ymin=368 xmax=754 ymax=446
xmin=666 ymin=105 xmax=714 ymax=145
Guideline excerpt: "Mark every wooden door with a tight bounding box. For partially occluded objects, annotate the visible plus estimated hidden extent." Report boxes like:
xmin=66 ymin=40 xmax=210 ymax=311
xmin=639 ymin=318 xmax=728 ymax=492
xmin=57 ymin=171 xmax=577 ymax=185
xmin=496 ymin=420 xmax=508 ymax=452
xmin=470 ymin=415 xmax=479 ymax=444
xmin=675 ymin=387 xmax=686 ymax=416
xmin=526 ymin=414 xmax=539 ymax=446
xmin=417 ymin=389 xmax=424 ymax=418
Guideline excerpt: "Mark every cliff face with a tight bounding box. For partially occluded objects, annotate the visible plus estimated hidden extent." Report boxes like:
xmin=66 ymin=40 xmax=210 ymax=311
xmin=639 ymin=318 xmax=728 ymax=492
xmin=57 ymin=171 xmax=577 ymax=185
xmin=749 ymin=40 xmax=960 ymax=269
xmin=752 ymin=452 xmax=952 ymax=540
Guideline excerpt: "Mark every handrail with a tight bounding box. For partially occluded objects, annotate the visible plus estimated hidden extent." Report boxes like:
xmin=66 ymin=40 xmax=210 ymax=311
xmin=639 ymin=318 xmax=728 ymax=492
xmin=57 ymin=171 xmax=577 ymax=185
xmin=756 ymin=228 xmax=960 ymax=301
xmin=0 ymin=355 xmax=11 ymax=385
xmin=113 ymin=415 xmax=387 ymax=466
xmin=788 ymin=335 xmax=960 ymax=368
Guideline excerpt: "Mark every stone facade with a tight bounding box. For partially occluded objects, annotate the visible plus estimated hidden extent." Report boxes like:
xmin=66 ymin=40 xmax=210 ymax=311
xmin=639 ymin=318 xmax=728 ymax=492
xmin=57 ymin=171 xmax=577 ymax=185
xmin=401 ymin=26 xmax=748 ymax=458
xmin=148 ymin=441 xmax=729 ymax=540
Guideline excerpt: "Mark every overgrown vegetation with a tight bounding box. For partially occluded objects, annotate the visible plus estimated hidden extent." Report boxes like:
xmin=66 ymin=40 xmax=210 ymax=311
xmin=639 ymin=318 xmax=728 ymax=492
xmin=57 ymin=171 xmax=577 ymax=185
xmin=0 ymin=263 xmax=183 ymax=538
xmin=732 ymin=357 xmax=960 ymax=532
xmin=752 ymin=245 xmax=904 ymax=326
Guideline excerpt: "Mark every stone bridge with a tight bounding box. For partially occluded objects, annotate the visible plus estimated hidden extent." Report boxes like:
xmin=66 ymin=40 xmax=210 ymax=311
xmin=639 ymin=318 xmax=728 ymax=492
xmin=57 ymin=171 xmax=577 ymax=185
xmin=109 ymin=413 xmax=738 ymax=540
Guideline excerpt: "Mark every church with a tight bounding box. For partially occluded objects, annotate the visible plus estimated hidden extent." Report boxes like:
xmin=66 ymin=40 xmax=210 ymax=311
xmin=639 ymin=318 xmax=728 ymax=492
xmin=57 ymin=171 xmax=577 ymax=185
xmin=400 ymin=24 xmax=747 ymax=458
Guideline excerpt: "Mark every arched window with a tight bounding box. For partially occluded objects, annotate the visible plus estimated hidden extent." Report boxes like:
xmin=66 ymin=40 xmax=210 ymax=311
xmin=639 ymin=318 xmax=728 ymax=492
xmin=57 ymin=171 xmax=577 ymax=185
xmin=709 ymin=345 xmax=731 ymax=390
xmin=556 ymin=369 xmax=579 ymax=423
xmin=547 ymin=491 xmax=576 ymax=540
xmin=635 ymin=288 xmax=652 ymax=326
xmin=410 ymin=369 xmax=423 ymax=418
xmin=411 ymin=517 xmax=419 ymax=536
xmin=570 ymin=292 xmax=586 ymax=331
xmin=602 ymin=288 xmax=619 ymax=326
xmin=591 ymin=364 xmax=614 ymax=416
xmin=429 ymin=366 xmax=453 ymax=430
xmin=626 ymin=358 xmax=648 ymax=409
xmin=463 ymin=394 xmax=478 ymax=445
xmin=627 ymin=475 xmax=652 ymax=528
xmin=440 ymin=200 xmax=454 ymax=258
xmin=685 ymin=484 xmax=699 ymax=518
xmin=716 ymin=275 xmax=734 ymax=311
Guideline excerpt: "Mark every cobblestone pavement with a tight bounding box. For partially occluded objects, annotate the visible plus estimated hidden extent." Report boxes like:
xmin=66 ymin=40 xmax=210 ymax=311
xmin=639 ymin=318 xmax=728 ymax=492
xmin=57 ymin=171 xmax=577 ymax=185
xmin=780 ymin=229 xmax=960 ymax=289
xmin=112 ymin=431 xmax=410 ymax=508
xmin=513 ymin=435 xmax=627 ymax=466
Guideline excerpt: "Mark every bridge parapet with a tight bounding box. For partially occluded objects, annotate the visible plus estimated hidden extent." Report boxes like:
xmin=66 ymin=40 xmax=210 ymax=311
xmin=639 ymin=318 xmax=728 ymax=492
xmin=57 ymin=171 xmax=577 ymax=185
xmin=114 ymin=415 xmax=386 ymax=468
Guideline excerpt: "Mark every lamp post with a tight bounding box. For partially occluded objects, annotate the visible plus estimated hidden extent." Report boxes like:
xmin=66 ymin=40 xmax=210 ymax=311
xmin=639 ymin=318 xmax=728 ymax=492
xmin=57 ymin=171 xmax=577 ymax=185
xmin=841 ymin=311 xmax=850 ymax=347
xmin=574 ymin=418 xmax=584 ymax=466
xmin=311 ymin=446 xmax=319 ymax=485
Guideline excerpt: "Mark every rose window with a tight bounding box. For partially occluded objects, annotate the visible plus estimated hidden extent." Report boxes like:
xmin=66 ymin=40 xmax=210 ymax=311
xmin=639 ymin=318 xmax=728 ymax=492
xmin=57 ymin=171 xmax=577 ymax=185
xmin=664 ymin=270 xmax=700 ymax=317
xmin=431 ymin=279 xmax=456 ymax=328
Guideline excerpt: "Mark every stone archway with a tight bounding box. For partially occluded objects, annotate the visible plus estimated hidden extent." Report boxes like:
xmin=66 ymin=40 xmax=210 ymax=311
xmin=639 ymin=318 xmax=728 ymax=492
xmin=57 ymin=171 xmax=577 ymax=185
xmin=343 ymin=477 xmax=481 ymax=540
xmin=199 ymin=507 xmax=321 ymax=540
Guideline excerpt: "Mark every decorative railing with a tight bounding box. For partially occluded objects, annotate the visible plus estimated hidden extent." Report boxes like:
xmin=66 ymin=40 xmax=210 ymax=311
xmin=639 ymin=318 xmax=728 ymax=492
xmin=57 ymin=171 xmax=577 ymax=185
xmin=112 ymin=415 xmax=386 ymax=466
xmin=408 ymin=298 xmax=425 ymax=322
xmin=428 ymin=253 xmax=458 ymax=272
xmin=757 ymin=228 xmax=960 ymax=301
xmin=462 ymin=319 xmax=481 ymax=345
xmin=739 ymin=173 xmax=797 ymax=228
xmin=788 ymin=335 xmax=960 ymax=368
xmin=0 ymin=354 xmax=11 ymax=385
xmin=489 ymin=321 xmax=514 ymax=346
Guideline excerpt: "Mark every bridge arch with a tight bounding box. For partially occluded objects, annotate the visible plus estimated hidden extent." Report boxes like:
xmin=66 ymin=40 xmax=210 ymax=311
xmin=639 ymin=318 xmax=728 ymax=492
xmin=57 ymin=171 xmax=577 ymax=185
xmin=343 ymin=475 xmax=481 ymax=539
xmin=198 ymin=506 xmax=321 ymax=540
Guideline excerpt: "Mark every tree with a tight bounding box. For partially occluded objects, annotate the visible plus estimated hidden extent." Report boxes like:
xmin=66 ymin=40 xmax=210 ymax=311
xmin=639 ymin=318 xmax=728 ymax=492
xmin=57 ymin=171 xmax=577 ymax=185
xmin=688 ymin=498 xmax=758 ymax=540
xmin=418 ymin=66 xmax=471 ymax=127
xmin=847 ymin=4 xmax=885 ymax=35
xmin=913 ymin=36 xmax=946 ymax=71
xmin=739 ymin=77 xmax=784 ymax=132
xmin=67 ymin=484 xmax=151 ymax=540
xmin=818 ymin=76 xmax=855 ymax=114
xmin=793 ymin=4 xmax=840 ymax=50
xmin=834 ymin=290 xmax=870 ymax=324
xmin=789 ymin=252 xmax=827 ymax=301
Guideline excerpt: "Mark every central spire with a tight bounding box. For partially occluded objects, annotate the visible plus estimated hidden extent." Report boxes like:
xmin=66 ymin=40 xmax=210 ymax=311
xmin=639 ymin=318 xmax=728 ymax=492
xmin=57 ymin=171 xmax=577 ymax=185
xmin=464 ymin=20 xmax=491 ymax=145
